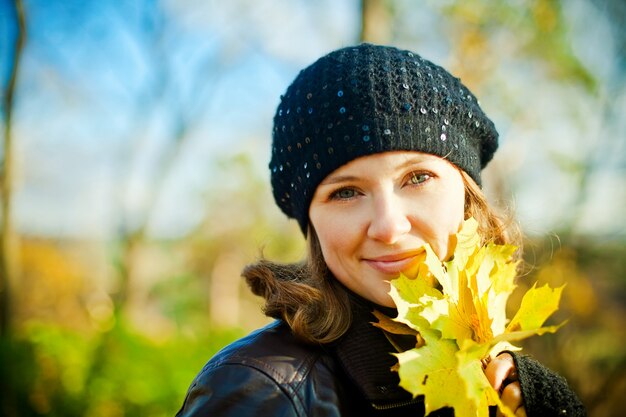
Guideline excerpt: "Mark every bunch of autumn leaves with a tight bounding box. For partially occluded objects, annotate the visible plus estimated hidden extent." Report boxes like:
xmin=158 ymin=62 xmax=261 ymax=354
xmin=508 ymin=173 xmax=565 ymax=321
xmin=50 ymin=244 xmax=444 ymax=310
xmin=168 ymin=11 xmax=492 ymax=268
xmin=375 ymin=218 xmax=564 ymax=417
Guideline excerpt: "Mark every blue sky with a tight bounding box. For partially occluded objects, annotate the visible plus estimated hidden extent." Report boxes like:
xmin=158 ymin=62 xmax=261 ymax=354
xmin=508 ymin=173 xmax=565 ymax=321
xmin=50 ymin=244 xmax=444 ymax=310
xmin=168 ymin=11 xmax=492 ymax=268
xmin=1 ymin=0 xmax=624 ymax=239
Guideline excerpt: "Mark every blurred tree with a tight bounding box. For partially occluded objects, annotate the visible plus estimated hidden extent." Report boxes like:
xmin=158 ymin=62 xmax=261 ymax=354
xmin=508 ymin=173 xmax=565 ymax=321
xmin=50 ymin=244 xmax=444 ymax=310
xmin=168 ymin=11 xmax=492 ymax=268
xmin=16 ymin=239 xmax=91 ymax=329
xmin=439 ymin=0 xmax=597 ymax=89
xmin=110 ymin=2 xmax=227 ymax=316
xmin=184 ymin=152 xmax=304 ymax=329
xmin=516 ymin=237 xmax=626 ymax=416
xmin=361 ymin=0 xmax=393 ymax=43
xmin=436 ymin=0 xmax=623 ymax=238
xmin=0 ymin=0 xmax=25 ymax=340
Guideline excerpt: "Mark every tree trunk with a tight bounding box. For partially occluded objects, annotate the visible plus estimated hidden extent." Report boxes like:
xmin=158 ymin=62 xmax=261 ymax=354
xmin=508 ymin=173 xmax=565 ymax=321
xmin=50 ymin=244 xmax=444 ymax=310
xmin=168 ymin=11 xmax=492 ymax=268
xmin=0 ymin=0 xmax=26 ymax=338
xmin=360 ymin=0 xmax=392 ymax=43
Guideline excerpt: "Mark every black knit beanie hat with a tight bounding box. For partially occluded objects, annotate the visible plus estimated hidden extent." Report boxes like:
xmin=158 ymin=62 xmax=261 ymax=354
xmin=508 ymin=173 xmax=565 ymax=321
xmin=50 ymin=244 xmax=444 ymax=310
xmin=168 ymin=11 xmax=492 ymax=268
xmin=270 ymin=43 xmax=499 ymax=234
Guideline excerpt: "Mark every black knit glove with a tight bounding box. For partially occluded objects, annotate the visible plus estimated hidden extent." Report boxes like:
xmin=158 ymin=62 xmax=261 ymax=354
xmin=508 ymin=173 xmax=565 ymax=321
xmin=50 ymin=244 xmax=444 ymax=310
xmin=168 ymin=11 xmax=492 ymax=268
xmin=509 ymin=352 xmax=587 ymax=417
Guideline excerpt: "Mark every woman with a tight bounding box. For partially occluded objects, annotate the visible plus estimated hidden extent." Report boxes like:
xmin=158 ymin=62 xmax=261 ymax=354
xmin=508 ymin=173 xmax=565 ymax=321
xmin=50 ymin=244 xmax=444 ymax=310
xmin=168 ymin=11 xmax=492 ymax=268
xmin=176 ymin=44 xmax=586 ymax=417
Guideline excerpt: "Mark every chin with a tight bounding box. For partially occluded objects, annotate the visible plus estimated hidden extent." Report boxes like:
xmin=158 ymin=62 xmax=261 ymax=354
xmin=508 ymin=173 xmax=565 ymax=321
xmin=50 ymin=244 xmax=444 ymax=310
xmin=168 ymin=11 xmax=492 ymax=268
xmin=372 ymin=294 xmax=395 ymax=309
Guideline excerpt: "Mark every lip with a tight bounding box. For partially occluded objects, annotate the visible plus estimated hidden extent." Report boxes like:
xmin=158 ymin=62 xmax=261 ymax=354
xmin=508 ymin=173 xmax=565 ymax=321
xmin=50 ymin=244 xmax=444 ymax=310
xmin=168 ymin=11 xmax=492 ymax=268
xmin=362 ymin=250 xmax=425 ymax=275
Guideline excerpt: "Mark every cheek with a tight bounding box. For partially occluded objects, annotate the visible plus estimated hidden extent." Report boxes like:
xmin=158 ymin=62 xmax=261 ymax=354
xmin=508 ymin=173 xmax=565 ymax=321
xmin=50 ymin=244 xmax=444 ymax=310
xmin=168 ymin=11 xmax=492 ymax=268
xmin=447 ymin=190 xmax=466 ymax=229
xmin=444 ymin=203 xmax=465 ymax=256
xmin=311 ymin=210 xmax=364 ymax=280
xmin=315 ymin=218 xmax=356 ymax=259
xmin=426 ymin=178 xmax=466 ymax=259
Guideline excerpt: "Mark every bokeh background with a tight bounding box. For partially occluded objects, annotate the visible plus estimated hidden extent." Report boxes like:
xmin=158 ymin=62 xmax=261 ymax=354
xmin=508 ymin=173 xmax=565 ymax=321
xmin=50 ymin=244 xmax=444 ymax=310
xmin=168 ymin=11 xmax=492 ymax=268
xmin=0 ymin=0 xmax=624 ymax=416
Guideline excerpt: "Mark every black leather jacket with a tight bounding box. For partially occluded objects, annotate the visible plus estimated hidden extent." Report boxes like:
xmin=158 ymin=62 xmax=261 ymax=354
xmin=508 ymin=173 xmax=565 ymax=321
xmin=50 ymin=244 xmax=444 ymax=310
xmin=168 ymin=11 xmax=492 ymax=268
xmin=176 ymin=320 xmax=434 ymax=417
xmin=176 ymin=297 xmax=586 ymax=417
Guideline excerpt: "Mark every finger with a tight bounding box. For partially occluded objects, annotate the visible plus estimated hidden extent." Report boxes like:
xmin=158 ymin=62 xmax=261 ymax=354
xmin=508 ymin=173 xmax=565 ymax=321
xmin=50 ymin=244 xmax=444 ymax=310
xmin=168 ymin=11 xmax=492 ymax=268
xmin=501 ymin=382 xmax=524 ymax=413
xmin=496 ymin=382 xmax=524 ymax=417
xmin=496 ymin=352 xmax=515 ymax=368
xmin=485 ymin=354 xmax=515 ymax=391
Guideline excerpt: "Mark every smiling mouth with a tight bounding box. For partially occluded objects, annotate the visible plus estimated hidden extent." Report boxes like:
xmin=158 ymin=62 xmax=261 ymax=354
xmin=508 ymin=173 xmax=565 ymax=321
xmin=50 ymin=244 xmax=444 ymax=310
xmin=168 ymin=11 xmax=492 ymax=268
xmin=363 ymin=250 xmax=426 ymax=275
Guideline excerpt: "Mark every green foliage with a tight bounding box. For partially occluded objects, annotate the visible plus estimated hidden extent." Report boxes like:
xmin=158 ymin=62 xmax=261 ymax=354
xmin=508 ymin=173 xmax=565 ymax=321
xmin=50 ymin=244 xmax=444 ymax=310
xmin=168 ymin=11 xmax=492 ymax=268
xmin=0 ymin=320 xmax=244 ymax=417
xmin=435 ymin=0 xmax=597 ymax=91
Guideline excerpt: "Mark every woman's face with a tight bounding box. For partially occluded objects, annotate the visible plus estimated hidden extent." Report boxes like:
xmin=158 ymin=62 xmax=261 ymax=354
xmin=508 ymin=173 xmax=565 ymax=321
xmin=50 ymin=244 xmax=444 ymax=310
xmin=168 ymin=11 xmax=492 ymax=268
xmin=309 ymin=151 xmax=466 ymax=307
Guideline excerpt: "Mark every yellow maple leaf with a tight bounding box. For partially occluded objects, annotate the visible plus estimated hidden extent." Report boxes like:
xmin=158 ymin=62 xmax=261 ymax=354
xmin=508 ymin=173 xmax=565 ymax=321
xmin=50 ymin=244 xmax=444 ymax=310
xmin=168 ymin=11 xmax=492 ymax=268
xmin=387 ymin=217 xmax=565 ymax=417
xmin=506 ymin=283 xmax=564 ymax=332
xmin=396 ymin=338 xmax=480 ymax=417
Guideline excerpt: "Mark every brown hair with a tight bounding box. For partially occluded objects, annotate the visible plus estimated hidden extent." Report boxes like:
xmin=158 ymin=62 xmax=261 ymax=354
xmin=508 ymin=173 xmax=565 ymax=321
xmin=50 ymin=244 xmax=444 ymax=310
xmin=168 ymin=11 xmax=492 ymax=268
xmin=243 ymin=172 xmax=521 ymax=344
xmin=243 ymin=228 xmax=351 ymax=344
xmin=461 ymin=170 xmax=522 ymax=249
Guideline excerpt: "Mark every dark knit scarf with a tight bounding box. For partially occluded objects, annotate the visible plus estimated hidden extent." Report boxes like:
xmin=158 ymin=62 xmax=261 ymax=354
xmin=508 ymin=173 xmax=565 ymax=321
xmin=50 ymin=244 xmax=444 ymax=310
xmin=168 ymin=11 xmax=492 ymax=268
xmin=329 ymin=290 xmax=454 ymax=416
xmin=331 ymin=290 xmax=409 ymax=404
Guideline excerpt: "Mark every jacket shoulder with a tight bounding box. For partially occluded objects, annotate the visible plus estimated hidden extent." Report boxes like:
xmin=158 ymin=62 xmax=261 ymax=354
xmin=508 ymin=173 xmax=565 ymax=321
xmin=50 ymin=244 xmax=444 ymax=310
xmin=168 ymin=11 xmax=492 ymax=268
xmin=176 ymin=321 xmax=342 ymax=417
xmin=205 ymin=320 xmax=327 ymax=386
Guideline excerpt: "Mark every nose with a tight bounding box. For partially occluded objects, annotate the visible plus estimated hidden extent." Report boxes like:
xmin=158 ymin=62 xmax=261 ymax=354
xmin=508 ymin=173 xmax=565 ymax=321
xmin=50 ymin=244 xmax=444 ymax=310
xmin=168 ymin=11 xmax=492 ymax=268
xmin=367 ymin=192 xmax=411 ymax=244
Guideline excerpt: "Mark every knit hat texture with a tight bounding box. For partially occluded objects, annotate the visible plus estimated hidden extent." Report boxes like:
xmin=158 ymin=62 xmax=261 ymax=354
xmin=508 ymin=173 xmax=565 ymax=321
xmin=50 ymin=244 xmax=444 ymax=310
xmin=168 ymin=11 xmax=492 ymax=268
xmin=270 ymin=43 xmax=499 ymax=233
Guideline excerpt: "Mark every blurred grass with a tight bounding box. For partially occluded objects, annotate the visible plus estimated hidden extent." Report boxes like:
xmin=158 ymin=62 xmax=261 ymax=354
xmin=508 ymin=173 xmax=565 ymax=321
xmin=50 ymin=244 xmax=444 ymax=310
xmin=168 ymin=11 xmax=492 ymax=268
xmin=0 ymin=317 xmax=245 ymax=417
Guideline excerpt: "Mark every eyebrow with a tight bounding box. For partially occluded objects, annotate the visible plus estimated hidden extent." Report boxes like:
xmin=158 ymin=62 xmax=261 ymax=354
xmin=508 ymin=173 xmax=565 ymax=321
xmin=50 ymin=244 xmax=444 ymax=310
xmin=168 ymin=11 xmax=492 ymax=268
xmin=397 ymin=155 xmax=432 ymax=168
xmin=319 ymin=155 xmax=434 ymax=186
xmin=319 ymin=175 xmax=360 ymax=185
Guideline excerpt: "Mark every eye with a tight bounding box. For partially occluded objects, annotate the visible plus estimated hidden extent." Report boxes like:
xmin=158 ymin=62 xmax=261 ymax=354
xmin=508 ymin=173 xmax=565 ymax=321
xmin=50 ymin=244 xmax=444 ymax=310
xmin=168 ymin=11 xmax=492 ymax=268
xmin=407 ymin=172 xmax=431 ymax=185
xmin=330 ymin=187 xmax=358 ymax=200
